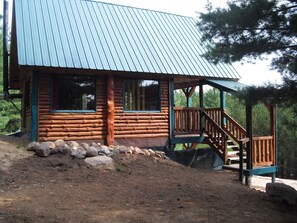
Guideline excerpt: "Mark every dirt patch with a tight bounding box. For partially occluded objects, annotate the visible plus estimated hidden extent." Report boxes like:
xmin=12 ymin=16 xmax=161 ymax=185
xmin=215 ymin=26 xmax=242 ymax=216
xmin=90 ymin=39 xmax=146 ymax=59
xmin=0 ymin=136 xmax=296 ymax=223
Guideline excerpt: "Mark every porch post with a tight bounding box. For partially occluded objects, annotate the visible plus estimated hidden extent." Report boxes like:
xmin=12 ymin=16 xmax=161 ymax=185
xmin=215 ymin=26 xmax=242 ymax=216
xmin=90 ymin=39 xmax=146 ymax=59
xmin=199 ymin=84 xmax=204 ymax=131
xmin=220 ymin=90 xmax=226 ymax=128
xmin=31 ymin=72 xmax=38 ymax=142
xmin=186 ymin=88 xmax=192 ymax=108
xmin=245 ymin=104 xmax=253 ymax=185
xmin=169 ymin=79 xmax=175 ymax=147
xmin=107 ymin=75 xmax=114 ymax=146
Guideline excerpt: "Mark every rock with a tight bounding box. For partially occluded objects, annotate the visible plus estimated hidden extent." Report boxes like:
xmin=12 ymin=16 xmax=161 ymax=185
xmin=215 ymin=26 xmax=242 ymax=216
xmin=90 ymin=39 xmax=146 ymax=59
xmin=75 ymin=149 xmax=86 ymax=159
xmin=27 ymin=141 xmax=39 ymax=152
xmin=84 ymin=156 xmax=114 ymax=170
xmin=80 ymin=143 xmax=89 ymax=150
xmin=68 ymin=141 xmax=80 ymax=148
xmin=54 ymin=139 xmax=66 ymax=148
xmin=119 ymin=146 xmax=128 ymax=154
xmin=135 ymin=147 xmax=145 ymax=155
xmin=155 ymin=151 xmax=166 ymax=158
xmin=91 ymin=142 xmax=99 ymax=148
xmin=142 ymin=149 xmax=150 ymax=156
xmin=98 ymin=147 xmax=111 ymax=156
xmin=266 ymin=183 xmax=297 ymax=205
xmin=100 ymin=145 xmax=110 ymax=151
xmin=86 ymin=146 xmax=98 ymax=157
xmin=148 ymin=149 xmax=155 ymax=156
xmin=35 ymin=141 xmax=55 ymax=157
xmin=61 ymin=144 xmax=72 ymax=155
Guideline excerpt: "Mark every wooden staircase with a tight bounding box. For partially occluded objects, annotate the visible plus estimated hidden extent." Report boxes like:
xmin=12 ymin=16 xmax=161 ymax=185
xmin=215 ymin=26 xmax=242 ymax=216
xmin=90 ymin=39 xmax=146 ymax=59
xmin=203 ymin=110 xmax=247 ymax=165
xmin=173 ymin=107 xmax=276 ymax=168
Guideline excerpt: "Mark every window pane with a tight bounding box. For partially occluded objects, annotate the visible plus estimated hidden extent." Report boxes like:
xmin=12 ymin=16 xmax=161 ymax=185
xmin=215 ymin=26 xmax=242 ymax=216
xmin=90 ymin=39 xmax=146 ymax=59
xmin=124 ymin=79 xmax=160 ymax=111
xmin=52 ymin=76 xmax=96 ymax=111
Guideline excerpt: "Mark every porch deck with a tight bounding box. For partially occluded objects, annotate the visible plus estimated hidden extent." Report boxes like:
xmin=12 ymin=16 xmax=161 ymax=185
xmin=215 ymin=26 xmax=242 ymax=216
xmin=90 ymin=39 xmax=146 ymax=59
xmin=171 ymin=107 xmax=277 ymax=170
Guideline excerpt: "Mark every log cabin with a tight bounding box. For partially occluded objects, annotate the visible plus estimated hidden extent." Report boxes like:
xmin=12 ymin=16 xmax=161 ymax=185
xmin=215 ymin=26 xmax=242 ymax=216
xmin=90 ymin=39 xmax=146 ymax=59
xmin=6 ymin=0 xmax=277 ymax=182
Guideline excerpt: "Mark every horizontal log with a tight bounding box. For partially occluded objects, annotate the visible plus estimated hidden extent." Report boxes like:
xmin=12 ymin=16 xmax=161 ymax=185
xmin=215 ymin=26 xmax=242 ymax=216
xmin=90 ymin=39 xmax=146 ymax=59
xmin=39 ymin=123 xmax=105 ymax=128
xmin=115 ymin=126 xmax=168 ymax=131
xmin=39 ymin=119 xmax=102 ymax=124
xmin=39 ymin=131 xmax=106 ymax=137
xmin=39 ymin=114 xmax=104 ymax=120
xmin=39 ymin=135 xmax=104 ymax=141
xmin=115 ymin=129 xmax=168 ymax=135
xmin=39 ymin=127 xmax=105 ymax=132
xmin=115 ymin=115 xmax=168 ymax=119
xmin=114 ymin=119 xmax=168 ymax=124
xmin=115 ymin=133 xmax=168 ymax=139
xmin=115 ymin=123 xmax=168 ymax=127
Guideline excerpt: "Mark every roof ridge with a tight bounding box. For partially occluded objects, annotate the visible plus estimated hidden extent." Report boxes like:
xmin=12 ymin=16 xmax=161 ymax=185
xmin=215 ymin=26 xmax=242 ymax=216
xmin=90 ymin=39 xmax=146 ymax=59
xmin=82 ymin=0 xmax=196 ymax=19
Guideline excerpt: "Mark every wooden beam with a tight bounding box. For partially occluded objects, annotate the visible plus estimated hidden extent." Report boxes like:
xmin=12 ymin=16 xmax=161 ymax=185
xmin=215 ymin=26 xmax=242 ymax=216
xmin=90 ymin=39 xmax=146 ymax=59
xmin=188 ymin=86 xmax=196 ymax=97
xmin=107 ymin=76 xmax=115 ymax=146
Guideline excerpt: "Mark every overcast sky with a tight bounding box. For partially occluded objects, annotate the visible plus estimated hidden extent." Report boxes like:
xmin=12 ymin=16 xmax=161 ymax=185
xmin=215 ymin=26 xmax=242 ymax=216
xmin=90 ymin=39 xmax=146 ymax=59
xmin=2 ymin=0 xmax=283 ymax=85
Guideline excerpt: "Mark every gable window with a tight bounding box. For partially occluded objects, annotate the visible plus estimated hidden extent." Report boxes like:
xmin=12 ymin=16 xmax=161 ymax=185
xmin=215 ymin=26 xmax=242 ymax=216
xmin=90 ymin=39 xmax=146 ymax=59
xmin=52 ymin=75 xmax=96 ymax=111
xmin=123 ymin=79 xmax=160 ymax=111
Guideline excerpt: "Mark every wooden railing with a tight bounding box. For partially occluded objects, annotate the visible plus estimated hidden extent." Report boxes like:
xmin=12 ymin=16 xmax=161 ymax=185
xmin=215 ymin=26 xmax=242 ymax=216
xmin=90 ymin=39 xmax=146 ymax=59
xmin=203 ymin=111 xmax=228 ymax=163
xmin=174 ymin=107 xmax=200 ymax=134
xmin=205 ymin=108 xmax=221 ymax=126
xmin=252 ymin=136 xmax=275 ymax=167
xmin=224 ymin=112 xmax=246 ymax=144
xmin=173 ymin=107 xmax=221 ymax=134
xmin=173 ymin=107 xmax=276 ymax=167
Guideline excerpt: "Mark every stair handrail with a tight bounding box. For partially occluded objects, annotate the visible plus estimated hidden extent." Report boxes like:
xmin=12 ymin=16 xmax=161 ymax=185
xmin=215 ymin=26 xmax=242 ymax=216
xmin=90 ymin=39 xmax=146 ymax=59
xmin=223 ymin=112 xmax=247 ymax=144
xmin=203 ymin=111 xmax=228 ymax=163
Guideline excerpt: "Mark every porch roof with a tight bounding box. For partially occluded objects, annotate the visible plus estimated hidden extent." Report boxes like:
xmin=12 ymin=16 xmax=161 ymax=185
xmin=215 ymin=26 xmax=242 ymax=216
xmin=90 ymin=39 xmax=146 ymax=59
xmin=13 ymin=0 xmax=240 ymax=80
xmin=204 ymin=79 xmax=248 ymax=92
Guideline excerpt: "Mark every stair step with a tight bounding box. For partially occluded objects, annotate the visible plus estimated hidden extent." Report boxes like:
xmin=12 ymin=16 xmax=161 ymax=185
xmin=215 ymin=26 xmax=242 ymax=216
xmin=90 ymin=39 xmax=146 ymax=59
xmin=228 ymin=156 xmax=246 ymax=161
xmin=227 ymin=145 xmax=239 ymax=150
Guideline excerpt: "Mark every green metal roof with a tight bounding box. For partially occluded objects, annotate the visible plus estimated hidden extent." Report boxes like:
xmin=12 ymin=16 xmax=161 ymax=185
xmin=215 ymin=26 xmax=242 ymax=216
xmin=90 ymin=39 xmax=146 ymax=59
xmin=205 ymin=79 xmax=247 ymax=92
xmin=14 ymin=0 xmax=241 ymax=79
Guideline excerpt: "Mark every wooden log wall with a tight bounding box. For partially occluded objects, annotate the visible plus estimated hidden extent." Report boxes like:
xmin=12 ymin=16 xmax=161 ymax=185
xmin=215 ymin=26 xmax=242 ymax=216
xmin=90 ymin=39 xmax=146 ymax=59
xmin=38 ymin=74 xmax=107 ymax=141
xmin=114 ymin=79 xmax=169 ymax=139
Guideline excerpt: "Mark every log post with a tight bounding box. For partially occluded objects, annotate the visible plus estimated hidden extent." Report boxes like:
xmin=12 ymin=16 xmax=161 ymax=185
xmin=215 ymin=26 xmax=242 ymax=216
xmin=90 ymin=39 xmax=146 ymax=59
xmin=107 ymin=75 xmax=114 ymax=146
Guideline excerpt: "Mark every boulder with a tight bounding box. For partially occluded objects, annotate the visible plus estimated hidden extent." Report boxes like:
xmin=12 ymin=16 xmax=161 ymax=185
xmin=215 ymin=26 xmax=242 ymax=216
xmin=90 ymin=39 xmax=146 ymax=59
xmin=61 ymin=144 xmax=72 ymax=155
xmin=98 ymin=147 xmax=111 ymax=156
xmin=68 ymin=141 xmax=80 ymax=148
xmin=80 ymin=143 xmax=89 ymax=150
xmin=266 ymin=183 xmax=297 ymax=206
xmin=155 ymin=151 xmax=166 ymax=158
xmin=27 ymin=141 xmax=39 ymax=152
xmin=135 ymin=147 xmax=145 ymax=155
xmin=148 ymin=149 xmax=155 ymax=156
xmin=84 ymin=156 xmax=114 ymax=170
xmin=142 ymin=149 xmax=150 ymax=156
xmin=119 ymin=146 xmax=128 ymax=154
xmin=54 ymin=139 xmax=66 ymax=148
xmin=86 ymin=146 xmax=98 ymax=157
xmin=35 ymin=141 xmax=55 ymax=157
xmin=91 ymin=142 xmax=100 ymax=148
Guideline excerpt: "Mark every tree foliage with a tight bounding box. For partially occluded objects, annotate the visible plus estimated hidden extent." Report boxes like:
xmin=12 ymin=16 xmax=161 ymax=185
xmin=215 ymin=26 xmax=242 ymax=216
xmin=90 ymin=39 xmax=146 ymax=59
xmin=197 ymin=0 xmax=297 ymax=104
xmin=0 ymin=17 xmax=21 ymax=134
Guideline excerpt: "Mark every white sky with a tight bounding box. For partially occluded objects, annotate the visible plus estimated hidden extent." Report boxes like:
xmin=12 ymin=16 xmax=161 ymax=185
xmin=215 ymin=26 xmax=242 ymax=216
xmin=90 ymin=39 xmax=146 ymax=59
xmin=1 ymin=0 xmax=283 ymax=85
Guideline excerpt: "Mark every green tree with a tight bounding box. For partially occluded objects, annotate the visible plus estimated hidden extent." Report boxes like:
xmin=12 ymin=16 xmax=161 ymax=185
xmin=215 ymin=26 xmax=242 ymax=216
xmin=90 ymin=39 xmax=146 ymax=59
xmin=197 ymin=0 xmax=297 ymax=104
xmin=0 ymin=16 xmax=21 ymax=134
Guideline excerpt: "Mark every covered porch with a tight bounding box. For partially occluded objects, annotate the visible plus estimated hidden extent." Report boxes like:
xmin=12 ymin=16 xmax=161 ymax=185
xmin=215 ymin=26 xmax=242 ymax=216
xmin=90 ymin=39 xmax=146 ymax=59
xmin=169 ymin=78 xmax=277 ymax=182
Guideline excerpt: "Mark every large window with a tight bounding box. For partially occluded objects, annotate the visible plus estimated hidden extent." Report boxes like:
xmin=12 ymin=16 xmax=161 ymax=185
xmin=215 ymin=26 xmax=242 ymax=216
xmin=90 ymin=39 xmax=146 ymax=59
xmin=52 ymin=75 xmax=96 ymax=111
xmin=124 ymin=79 xmax=160 ymax=111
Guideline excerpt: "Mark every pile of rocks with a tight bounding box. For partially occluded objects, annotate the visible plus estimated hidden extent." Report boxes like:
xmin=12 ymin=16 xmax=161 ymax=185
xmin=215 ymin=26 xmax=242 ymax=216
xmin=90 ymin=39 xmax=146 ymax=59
xmin=27 ymin=140 xmax=167 ymax=169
